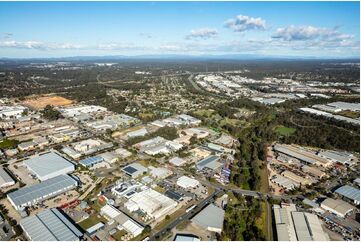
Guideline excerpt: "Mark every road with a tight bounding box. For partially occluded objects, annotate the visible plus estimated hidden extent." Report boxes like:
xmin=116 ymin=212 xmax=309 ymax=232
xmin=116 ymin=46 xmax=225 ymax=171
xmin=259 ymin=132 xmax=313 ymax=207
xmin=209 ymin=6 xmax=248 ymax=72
xmin=149 ymin=189 xmax=223 ymax=240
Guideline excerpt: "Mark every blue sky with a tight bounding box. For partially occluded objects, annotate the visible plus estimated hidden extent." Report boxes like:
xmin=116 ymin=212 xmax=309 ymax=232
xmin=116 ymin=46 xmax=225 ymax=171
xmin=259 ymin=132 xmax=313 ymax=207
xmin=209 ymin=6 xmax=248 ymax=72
xmin=0 ymin=1 xmax=359 ymax=58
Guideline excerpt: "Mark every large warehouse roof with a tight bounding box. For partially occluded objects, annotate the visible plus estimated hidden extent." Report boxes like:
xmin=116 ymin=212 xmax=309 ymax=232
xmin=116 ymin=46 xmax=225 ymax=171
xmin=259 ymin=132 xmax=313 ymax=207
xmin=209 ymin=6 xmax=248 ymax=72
xmin=20 ymin=208 xmax=82 ymax=241
xmin=335 ymin=185 xmax=360 ymax=203
xmin=196 ymin=155 xmax=222 ymax=170
xmin=8 ymin=175 xmax=77 ymax=209
xmin=0 ymin=168 xmax=15 ymax=187
xmin=191 ymin=204 xmax=225 ymax=232
xmin=23 ymin=152 xmax=74 ymax=180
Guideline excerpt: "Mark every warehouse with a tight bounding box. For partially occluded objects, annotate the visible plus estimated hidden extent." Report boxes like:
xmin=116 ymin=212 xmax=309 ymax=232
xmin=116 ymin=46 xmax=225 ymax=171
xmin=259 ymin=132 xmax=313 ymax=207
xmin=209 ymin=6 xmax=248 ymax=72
xmin=114 ymin=210 xmax=144 ymax=237
xmin=271 ymin=175 xmax=298 ymax=191
xmin=207 ymin=143 xmax=235 ymax=154
xmin=0 ymin=167 xmax=15 ymax=188
xmin=79 ymin=156 xmax=108 ymax=169
xmin=176 ymin=176 xmax=200 ymax=189
xmin=7 ymin=175 xmax=78 ymax=210
xmin=18 ymin=141 xmax=37 ymax=151
xmin=20 ymin=208 xmax=83 ymax=241
xmin=196 ymin=155 xmax=222 ymax=171
xmin=273 ymin=144 xmax=331 ymax=167
xmin=122 ymin=163 xmax=147 ymax=178
xmin=318 ymin=150 xmax=354 ymax=165
xmin=115 ymin=147 xmax=132 ymax=158
xmin=169 ymin=157 xmax=186 ymax=166
xmin=281 ymin=170 xmax=313 ymax=185
xmin=125 ymin=188 xmax=178 ymax=220
xmin=301 ymin=165 xmax=326 ymax=179
xmin=23 ymin=152 xmax=75 ymax=181
xmin=321 ymin=198 xmax=355 ymax=218
xmin=98 ymin=151 xmax=119 ymax=164
xmin=273 ymin=204 xmax=328 ymax=241
xmin=149 ymin=166 xmax=172 ymax=179
xmin=127 ymin=128 xmax=148 ymax=138
xmin=334 ymin=185 xmax=360 ymax=205
xmin=191 ymin=204 xmax=225 ymax=233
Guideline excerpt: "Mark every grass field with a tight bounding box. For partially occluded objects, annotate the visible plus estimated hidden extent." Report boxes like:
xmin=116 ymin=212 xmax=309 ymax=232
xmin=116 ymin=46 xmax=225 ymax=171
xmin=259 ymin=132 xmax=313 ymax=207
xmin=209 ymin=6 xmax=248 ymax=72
xmin=0 ymin=139 xmax=19 ymax=149
xmin=78 ymin=214 xmax=107 ymax=230
xmin=111 ymin=230 xmax=127 ymax=240
xmin=275 ymin=125 xmax=296 ymax=136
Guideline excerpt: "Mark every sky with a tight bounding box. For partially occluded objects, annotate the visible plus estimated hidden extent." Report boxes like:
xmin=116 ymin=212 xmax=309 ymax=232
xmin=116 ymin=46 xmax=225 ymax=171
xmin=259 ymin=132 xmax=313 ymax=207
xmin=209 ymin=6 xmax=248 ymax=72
xmin=0 ymin=1 xmax=359 ymax=58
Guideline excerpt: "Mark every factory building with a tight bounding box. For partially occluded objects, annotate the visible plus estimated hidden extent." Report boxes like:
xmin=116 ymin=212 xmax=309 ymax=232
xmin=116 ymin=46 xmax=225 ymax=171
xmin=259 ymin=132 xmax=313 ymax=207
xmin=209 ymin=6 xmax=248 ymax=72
xmin=273 ymin=204 xmax=328 ymax=241
xmin=23 ymin=151 xmax=75 ymax=181
xmin=176 ymin=176 xmax=200 ymax=189
xmin=321 ymin=198 xmax=356 ymax=218
xmin=20 ymin=208 xmax=83 ymax=241
xmin=334 ymin=185 xmax=360 ymax=205
xmin=191 ymin=204 xmax=225 ymax=233
xmin=196 ymin=155 xmax=222 ymax=171
xmin=7 ymin=175 xmax=78 ymax=210
xmin=0 ymin=167 xmax=15 ymax=188
xmin=125 ymin=188 xmax=178 ymax=220
xmin=122 ymin=163 xmax=147 ymax=178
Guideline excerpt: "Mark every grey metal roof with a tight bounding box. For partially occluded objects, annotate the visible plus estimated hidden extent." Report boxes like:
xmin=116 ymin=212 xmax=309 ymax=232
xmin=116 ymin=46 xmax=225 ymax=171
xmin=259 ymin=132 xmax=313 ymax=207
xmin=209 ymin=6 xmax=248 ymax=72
xmin=196 ymin=155 xmax=221 ymax=170
xmin=292 ymin=212 xmax=313 ymax=241
xmin=191 ymin=204 xmax=224 ymax=230
xmin=0 ymin=168 xmax=14 ymax=185
xmin=318 ymin=150 xmax=352 ymax=164
xmin=335 ymin=185 xmax=360 ymax=202
xmin=23 ymin=152 xmax=74 ymax=178
xmin=8 ymin=175 xmax=77 ymax=207
xmin=79 ymin=156 xmax=104 ymax=167
xmin=20 ymin=208 xmax=82 ymax=241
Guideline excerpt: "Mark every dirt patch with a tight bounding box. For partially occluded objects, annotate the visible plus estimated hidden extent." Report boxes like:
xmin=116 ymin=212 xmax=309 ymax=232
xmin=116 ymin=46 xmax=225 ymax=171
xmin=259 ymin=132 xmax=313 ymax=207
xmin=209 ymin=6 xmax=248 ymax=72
xmin=22 ymin=96 xmax=73 ymax=110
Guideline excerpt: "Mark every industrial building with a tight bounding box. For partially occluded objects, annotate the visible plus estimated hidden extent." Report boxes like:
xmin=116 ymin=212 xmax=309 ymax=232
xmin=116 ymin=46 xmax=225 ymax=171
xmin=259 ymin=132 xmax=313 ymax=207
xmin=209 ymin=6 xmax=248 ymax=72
xmin=0 ymin=167 xmax=15 ymax=188
xmin=122 ymin=163 xmax=147 ymax=178
xmin=320 ymin=198 xmax=355 ymax=218
xmin=273 ymin=204 xmax=328 ymax=241
xmin=100 ymin=204 xmax=144 ymax=238
xmin=207 ymin=143 xmax=235 ymax=154
xmin=191 ymin=204 xmax=225 ymax=233
xmin=149 ymin=166 xmax=172 ymax=179
xmin=23 ymin=151 xmax=75 ymax=181
xmin=134 ymin=136 xmax=183 ymax=156
xmin=281 ymin=170 xmax=313 ymax=186
xmin=174 ymin=234 xmax=200 ymax=241
xmin=301 ymin=165 xmax=326 ymax=179
xmin=273 ymin=144 xmax=331 ymax=167
xmin=20 ymin=208 xmax=83 ymax=241
xmin=79 ymin=156 xmax=108 ymax=169
xmin=196 ymin=155 xmax=222 ymax=171
xmin=7 ymin=175 xmax=78 ymax=210
xmin=0 ymin=105 xmax=27 ymax=120
xmin=176 ymin=176 xmax=200 ymax=189
xmin=271 ymin=175 xmax=298 ymax=191
xmin=318 ymin=150 xmax=354 ymax=165
xmin=127 ymin=128 xmax=148 ymax=138
xmin=169 ymin=157 xmax=186 ymax=166
xmin=98 ymin=151 xmax=119 ymax=164
xmin=334 ymin=185 xmax=360 ymax=205
xmin=125 ymin=188 xmax=178 ymax=220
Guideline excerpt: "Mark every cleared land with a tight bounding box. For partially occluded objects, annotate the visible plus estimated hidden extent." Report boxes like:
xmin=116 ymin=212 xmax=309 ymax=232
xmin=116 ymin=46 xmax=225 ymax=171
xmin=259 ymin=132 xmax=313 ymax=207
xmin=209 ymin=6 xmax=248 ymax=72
xmin=275 ymin=125 xmax=296 ymax=136
xmin=22 ymin=96 xmax=73 ymax=110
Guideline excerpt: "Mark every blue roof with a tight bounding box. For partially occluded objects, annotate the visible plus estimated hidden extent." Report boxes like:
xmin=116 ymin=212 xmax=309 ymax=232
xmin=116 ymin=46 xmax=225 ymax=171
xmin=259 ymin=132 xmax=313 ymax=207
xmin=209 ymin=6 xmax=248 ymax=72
xmin=123 ymin=166 xmax=138 ymax=174
xmin=79 ymin=156 xmax=104 ymax=167
xmin=335 ymin=185 xmax=360 ymax=202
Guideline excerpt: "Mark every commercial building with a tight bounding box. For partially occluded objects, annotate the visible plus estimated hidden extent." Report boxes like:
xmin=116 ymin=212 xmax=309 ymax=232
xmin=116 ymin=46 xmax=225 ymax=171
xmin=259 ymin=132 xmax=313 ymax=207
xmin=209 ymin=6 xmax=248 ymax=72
xmin=7 ymin=175 xmax=77 ymax=210
xmin=191 ymin=204 xmax=225 ymax=233
xmin=125 ymin=188 xmax=178 ymax=220
xmin=122 ymin=163 xmax=147 ymax=178
xmin=111 ymin=181 xmax=143 ymax=198
xmin=321 ymin=198 xmax=355 ymax=218
xmin=176 ymin=176 xmax=200 ymax=189
xmin=23 ymin=152 xmax=75 ymax=181
xmin=0 ymin=168 xmax=15 ymax=188
xmin=20 ymin=208 xmax=83 ymax=241
xmin=334 ymin=185 xmax=360 ymax=205
xmin=273 ymin=204 xmax=328 ymax=241
xmin=196 ymin=155 xmax=222 ymax=171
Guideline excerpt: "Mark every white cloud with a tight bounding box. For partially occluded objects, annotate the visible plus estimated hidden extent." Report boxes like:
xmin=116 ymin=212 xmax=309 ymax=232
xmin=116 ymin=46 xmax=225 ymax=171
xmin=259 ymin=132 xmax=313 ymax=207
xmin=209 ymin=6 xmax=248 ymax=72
xmin=186 ymin=28 xmax=218 ymax=40
xmin=225 ymin=15 xmax=266 ymax=32
xmin=0 ymin=40 xmax=82 ymax=50
xmin=97 ymin=42 xmax=142 ymax=50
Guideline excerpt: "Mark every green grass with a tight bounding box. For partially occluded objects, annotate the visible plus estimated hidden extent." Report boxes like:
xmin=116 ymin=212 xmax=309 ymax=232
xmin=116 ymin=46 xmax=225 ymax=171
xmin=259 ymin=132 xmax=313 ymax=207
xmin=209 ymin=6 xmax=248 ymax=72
xmin=255 ymin=201 xmax=269 ymax=240
xmin=0 ymin=139 xmax=19 ymax=149
xmin=78 ymin=214 xmax=107 ymax=230
xmin=111 ymin=230 xmax=127 ymax=240
xmin=275 ymin=125 xmax=296 ymax=136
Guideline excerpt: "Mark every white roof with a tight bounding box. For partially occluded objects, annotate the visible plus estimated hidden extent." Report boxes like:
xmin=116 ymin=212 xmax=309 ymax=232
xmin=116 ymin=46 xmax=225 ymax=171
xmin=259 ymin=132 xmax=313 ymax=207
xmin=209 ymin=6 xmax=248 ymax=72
xmin=177 ymin=176 xmax=199 ymax=189
xmin=169 ymin=157 xmax=186 ymax=166
xmin=101 ymin=204 xmax=121 ymax=219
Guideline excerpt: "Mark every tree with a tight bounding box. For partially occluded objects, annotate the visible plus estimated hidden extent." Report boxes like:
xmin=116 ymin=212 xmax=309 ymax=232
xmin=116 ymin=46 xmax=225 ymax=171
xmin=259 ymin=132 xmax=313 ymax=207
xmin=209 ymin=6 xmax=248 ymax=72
xmin=41 ymin=105 xmax=62 ymax=120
